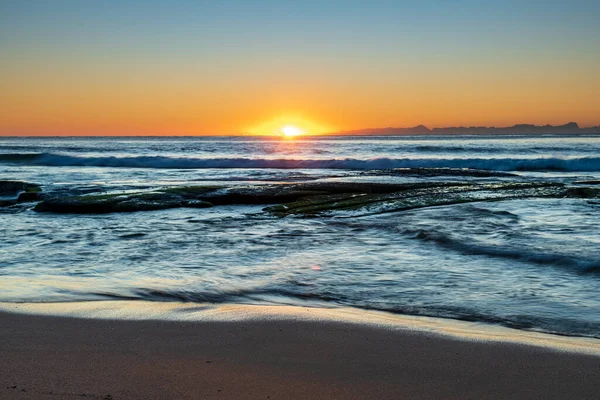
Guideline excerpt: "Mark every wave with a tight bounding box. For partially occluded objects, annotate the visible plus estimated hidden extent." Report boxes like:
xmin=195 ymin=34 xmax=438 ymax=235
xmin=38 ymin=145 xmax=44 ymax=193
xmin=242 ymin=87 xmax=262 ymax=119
xmin=2 ymin=152 xmax=600 ymax=171
xmin=412 ymin=145 xmax=597 ymax=154
xmin=94 ymin=285 xmax=600 ymax=338
xmin=410 ymin=229 xmax=600 ymax=274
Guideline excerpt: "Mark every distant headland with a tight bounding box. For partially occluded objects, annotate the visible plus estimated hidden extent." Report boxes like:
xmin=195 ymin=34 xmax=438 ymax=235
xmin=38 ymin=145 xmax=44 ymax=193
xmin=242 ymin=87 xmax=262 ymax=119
xmin=332 ymin=122 xmax=600 ymax=136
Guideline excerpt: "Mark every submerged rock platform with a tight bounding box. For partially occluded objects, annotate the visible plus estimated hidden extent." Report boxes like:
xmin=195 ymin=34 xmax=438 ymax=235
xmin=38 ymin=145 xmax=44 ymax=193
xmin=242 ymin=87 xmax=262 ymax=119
xmin=33 ymin=189 xmax=214 ymax=213
xmin=18 ymin=178 xmax=599 ymax=216
xmin=263 ymin=182 xmax=570 ymax=217
xmin=360 ymin=167 xmax=518 ymax=178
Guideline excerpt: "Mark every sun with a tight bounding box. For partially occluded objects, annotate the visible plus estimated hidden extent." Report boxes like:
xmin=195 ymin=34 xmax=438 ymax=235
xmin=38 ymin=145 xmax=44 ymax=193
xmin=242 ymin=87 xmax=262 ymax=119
xmin=245 ymin=115 xmax=334 ymax=137
xmin=281 ymin=125 xmax=305 ymax=138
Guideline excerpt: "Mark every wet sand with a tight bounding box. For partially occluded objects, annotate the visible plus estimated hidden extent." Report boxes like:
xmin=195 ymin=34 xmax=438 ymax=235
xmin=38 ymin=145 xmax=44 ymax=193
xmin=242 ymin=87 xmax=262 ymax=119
xmin=1 ymin=306 xmax=600 ymax=400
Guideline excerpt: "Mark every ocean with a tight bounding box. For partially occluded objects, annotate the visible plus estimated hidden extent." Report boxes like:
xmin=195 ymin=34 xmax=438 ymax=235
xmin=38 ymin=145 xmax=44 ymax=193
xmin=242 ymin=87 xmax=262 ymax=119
xmin=1 ymin=135 xmax=600 ymax=338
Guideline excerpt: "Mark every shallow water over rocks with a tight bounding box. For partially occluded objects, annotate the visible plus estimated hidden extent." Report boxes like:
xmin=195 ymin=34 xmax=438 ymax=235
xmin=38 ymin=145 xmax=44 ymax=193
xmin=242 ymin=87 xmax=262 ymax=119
xmin=2 ymin=135 xmax=600 ymax=338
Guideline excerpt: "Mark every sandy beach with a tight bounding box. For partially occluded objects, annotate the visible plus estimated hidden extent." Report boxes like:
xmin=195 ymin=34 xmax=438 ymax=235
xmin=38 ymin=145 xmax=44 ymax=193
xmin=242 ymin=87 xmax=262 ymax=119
xmin=3 ymin=1 xmax=600 ymax=399
xmin=1 ymin=304 xmax=599 ymax=400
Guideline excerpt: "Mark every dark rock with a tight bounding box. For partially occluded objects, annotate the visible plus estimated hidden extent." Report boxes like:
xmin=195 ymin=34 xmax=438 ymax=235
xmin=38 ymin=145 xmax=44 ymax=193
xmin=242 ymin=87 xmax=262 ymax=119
xmin=0 ymin=180 xmax=41 ymax=195
xmin=35 ymin=191 xmax=213 ymax=214
xmin=566 ymin=187 xmax=600 ymax=198
xmin=0 ymin=180 xmax=42 ymax=207
xmin=33 ymin=180 xmax=598 ymax=216
xmin=17 ymin=191 xmax=42 ymax=202
xmin=265 ymin=182 xmax=569 ymax=217
xmin=573 ymin=180 xmax=600 ymax=185
xmin=362 ymin=168 xmax=517 ymax=178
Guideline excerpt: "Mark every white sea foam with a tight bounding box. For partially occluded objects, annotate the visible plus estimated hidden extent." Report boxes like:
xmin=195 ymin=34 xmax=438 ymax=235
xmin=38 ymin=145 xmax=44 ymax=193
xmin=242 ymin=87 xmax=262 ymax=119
xmin=3 ymin=153 xmax=600 ymax=171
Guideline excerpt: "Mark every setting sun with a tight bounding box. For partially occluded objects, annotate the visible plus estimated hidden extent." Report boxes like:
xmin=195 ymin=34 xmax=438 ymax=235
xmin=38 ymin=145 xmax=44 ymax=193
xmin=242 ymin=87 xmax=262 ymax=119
xmin=281 ymin=125 xmax=304 ymax=138
xmin=245 ymin=115 xmax=333 ymax=137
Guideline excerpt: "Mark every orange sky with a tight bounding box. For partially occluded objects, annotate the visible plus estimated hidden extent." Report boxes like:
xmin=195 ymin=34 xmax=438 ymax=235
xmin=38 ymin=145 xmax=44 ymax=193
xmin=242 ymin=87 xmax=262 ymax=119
xmin=2 ymin=63 xmax=598 ymax=136
xmin=1 ymin=2 xmax=599 ymax=136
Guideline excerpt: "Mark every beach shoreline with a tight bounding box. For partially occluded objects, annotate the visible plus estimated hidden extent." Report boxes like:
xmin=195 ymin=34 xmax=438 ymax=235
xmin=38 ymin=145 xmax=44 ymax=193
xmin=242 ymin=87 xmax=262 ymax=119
xmin=2 ymin=300 xmax=600 ymax=354
xmin=2 ymin=302 xmax=599 ymax=399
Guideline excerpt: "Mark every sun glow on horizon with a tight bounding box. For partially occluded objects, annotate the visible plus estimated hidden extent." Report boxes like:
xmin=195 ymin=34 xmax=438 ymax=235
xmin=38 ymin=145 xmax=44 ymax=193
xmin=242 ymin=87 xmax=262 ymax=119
xmin=281 ymin=125 xmax=304 ymax=138
xmin=246 ymin=115 xmax=334 ymax=137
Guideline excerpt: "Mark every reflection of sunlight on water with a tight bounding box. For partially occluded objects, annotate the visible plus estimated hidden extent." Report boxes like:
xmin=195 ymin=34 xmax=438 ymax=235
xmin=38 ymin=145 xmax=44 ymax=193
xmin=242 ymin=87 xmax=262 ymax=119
xmin=269 ymin=136 xmax=302 ymax=156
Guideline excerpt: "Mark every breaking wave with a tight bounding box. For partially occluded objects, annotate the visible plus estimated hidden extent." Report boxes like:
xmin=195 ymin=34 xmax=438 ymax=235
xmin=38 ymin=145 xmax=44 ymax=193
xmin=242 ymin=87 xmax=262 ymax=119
xmin=95 ymin=284 xmax=600 ymax=338
xmin=2 ymin=153 xmax=600 ymax=171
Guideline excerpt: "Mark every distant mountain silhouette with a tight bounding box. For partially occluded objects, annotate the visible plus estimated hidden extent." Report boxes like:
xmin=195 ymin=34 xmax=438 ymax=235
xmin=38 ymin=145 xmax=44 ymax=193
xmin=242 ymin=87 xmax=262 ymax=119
xmin=331 ymin=122 xmax=600 ymax=136
xmin=331 ymin=125 xmax=432 ymax=136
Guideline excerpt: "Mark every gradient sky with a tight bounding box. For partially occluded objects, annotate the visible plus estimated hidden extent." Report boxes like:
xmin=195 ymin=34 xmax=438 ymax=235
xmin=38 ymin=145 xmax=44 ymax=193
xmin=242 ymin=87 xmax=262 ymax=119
xmin=1 ymin=0 xmax=599 ymax=135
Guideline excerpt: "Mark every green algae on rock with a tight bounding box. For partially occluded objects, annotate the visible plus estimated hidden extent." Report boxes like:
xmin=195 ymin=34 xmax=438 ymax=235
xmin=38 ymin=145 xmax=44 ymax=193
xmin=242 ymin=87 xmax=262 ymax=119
xmin=33 ymin=182 xmax=442 ymax=214
xmin=32 ymin=184 xmax=323 ymax=213
xmin=30 ymin=181 xmax=600 ymax=215
xmin=264 ymin=182 xmax=570 ymax=217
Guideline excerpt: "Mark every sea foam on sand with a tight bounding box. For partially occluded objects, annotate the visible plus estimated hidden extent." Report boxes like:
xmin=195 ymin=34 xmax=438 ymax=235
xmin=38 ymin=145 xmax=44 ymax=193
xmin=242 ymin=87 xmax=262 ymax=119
xmin=2 ymin=300 xmax=599 ymax=355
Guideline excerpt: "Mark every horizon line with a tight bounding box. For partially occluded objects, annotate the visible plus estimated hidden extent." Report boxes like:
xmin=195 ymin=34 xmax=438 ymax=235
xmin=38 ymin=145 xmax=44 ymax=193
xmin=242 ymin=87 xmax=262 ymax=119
xmin=2 ymin=121 xmax=600 ymax=137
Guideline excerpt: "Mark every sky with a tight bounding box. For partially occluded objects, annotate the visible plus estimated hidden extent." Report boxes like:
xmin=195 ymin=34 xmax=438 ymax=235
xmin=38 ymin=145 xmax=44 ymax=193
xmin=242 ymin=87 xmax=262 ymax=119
xmin=1 ymin=0 xmax=599 ymax=136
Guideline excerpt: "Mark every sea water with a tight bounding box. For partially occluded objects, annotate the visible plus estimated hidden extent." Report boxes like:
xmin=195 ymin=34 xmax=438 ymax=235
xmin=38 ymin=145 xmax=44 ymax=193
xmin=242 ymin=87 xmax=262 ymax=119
xmin=1 ymin=135 xmax=599 ymax=337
